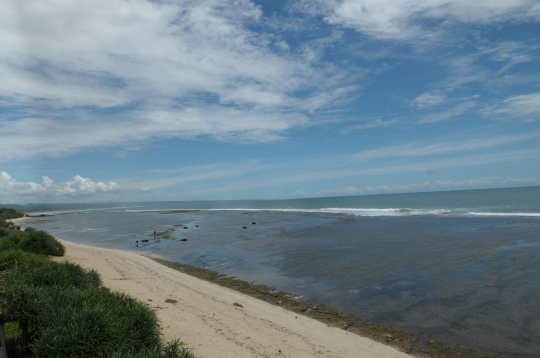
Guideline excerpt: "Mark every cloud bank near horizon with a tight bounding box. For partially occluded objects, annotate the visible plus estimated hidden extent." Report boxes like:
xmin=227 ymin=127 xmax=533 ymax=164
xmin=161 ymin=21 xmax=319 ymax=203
xmin=2 ymin=169 xmax=539 ymax=203
xmin=0 ymin=172 xmax=121 ymax=200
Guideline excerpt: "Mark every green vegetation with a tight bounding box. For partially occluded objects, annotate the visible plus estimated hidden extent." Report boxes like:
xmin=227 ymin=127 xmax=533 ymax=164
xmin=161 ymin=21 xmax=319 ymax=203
xmin=0 ymin=228 xmax=65 ymax=256
xmin=0 ymin=250 xmax=49 ymax=271
xmin=0 ymin=208 xmax=25 ymax=221
xmin=0 ymin=209 xmax=194 ymax=358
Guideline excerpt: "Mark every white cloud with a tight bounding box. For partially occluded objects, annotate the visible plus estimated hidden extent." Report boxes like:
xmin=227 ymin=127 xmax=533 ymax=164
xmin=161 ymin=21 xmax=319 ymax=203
xmin=293 ymin=0 xmax=540 ymax=41
xmin=481 ymin=93 xmax=540 ymax=121
xmin=413 ymin=92 xmax=446 ymax=108
xmin=0 ymin=172 xmax=121 ymax=200
xmin=0 ymin=107 xmax=308 ymax=161
xmin=0 ymin=0 xmax=353 ymax=162
xmin=480 ymin=41 xmax=535 ymax=74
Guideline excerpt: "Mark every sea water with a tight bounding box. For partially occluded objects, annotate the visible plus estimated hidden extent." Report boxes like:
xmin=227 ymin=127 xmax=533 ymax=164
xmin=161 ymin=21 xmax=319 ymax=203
xmin=16 ymin=186 xmax=540 ymax=358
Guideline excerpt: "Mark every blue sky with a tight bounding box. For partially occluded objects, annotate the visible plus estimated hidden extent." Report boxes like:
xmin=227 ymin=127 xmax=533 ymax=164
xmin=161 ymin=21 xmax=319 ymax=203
xmin=1 ymin=0 xmax=540 ymax=203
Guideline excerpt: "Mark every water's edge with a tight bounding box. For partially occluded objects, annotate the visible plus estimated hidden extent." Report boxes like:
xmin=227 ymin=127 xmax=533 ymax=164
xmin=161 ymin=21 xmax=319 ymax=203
xmin=149 ymin=256 xmax=503 ymax=358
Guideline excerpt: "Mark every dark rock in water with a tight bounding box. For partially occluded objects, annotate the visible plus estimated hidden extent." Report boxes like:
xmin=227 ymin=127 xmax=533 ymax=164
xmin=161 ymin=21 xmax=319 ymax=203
xmin=183 ymin=226 xmax=188 ymax=229
xmin=252 ymin=222 xmax=256 ymax=225
xmin=180 ymin=239 xmax=187 ymax=242
xmin=196 ymin=225 xmax=199 ymax=227
xmin=243 ymin=226 xmax=247 ymax=229
xmin=142 ymin=239 xmax=149 ymax=242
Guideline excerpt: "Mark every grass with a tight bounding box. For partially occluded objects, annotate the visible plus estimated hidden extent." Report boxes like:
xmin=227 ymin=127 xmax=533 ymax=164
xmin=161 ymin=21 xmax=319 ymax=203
xmin=0 ymin=250 xmax=49 ymax=271
xmin=1 ymin=228 xmax=65 ymax=256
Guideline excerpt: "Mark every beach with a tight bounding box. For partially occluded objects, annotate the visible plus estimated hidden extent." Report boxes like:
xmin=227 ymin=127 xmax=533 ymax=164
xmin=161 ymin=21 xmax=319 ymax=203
xmin=52 ymin=239 xmax=412 ymax=358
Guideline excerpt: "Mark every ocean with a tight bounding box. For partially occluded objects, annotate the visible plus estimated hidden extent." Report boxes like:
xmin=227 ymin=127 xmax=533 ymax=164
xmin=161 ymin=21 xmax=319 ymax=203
xmin=15 ymin=186 xmax=540 ymax=357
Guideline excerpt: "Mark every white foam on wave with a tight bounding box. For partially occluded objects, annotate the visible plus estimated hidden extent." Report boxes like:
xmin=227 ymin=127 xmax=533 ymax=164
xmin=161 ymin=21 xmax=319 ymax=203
xmin=202 ymin=208 xmax=540 ymax=217
xmin=201 ymin=207 xmax=457 ymax=217
xmin=37 ymin=207 xmax=540 ymax=218
xmin=468 ymin=212 xmax=540 ymax=217
xmin=319 ymin=207 xmax=455 ymax=216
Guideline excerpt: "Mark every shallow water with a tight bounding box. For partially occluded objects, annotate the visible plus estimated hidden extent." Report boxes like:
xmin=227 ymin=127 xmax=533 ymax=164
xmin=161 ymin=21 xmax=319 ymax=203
xmin=21 ymin=208 xmax=540 ymax=358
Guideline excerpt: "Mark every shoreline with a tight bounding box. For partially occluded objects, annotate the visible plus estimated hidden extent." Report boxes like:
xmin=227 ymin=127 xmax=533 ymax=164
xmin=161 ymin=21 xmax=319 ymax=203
xmin=6 ymin=217 xmax=30 ymax=224
xmin=53 ymin=238 xmax=415 ymax=358
xmin=150 ymin=257 xmax=419 ymax=354
xmin=150 ymin=257 xmax=503 ymax=358
xmin=48 ymin=238 xmax=502 ymax=358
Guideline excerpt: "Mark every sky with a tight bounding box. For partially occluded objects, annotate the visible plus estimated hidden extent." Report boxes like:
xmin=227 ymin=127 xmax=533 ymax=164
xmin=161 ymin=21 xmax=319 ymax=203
xmin=1 ymin=0 xmax=540 ymax=203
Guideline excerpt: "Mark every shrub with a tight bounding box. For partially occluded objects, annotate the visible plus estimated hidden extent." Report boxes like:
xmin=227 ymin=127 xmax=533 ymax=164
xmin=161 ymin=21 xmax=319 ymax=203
xmin=0 ymin=208 xmax=24 ymax=221
xmin=4 ymin=322 xmax=20 ymax=339
xmin=3 ymin=228 xmax=65 ymax=256
xmin=1 ymin=231 xmax=29 ymax=252
xmin=0 ymin=236 xmax=16 ymax=251
xmin=3 ymin=261 xmax=101 ymax=289
xmin=0 ymin=262 xmax=171 ymax=357
xmin=32 ymin=287 xmax=162 ymax=357
xmin=0 ymin=250 xmax=49 ymax=271
xmin=33 ymin=261 xmax=101 ymax=288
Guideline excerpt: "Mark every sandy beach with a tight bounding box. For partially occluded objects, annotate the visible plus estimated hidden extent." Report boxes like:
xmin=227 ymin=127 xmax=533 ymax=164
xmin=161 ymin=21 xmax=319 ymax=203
xmin=7 ymin=217 xmax=29 ymax=224
xmin=52 ymin=239 xmax=413 ymax=358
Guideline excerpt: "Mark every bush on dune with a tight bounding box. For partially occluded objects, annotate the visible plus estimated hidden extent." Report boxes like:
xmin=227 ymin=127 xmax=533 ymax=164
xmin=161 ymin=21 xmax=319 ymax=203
xmin=0 ymin=249 xmax=49 ymax=271
xmin=32 ymin=287 xmax=161 ymax=357
xmin=18 ymin=227 xmax=65 ymax=256
xmin=0 ymin=227 xmax=65 ymax=256
xmin=0 ymin=208 xmax=24 ymax=221
xmin=7 ymin=261 xmax=101 ymax=289
xmin=0 ymin=261 xmax=192 ymax=357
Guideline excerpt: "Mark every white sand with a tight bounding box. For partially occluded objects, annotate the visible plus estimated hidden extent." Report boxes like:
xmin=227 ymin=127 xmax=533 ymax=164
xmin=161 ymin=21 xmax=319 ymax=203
xmin=6 ymin=217 xmax=29 ymax=224
xmin=51 ymin=239 xmax=412 ymax=358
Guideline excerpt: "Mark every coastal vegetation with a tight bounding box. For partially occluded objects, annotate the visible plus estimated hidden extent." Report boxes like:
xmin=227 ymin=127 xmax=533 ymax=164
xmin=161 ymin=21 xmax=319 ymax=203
xmin=0 ymin=208 xmax=194 ymax=358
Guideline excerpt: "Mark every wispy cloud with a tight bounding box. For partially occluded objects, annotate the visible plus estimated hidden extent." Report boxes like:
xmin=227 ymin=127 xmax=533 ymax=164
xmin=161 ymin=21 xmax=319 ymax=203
xmin=343 ymin=118 xmax=398 ymax=132
xmin=315 ymin=178 xmax=497 ymax=197
xmin=481 ymin=93 xmax=540 ymax=121
xmin=480 ymin=41 xmax=536 ymax=74
xmin=0 ymin=107 xmax=308 ymax=162
xmin=413 ymin=92 xmax=446 ymax=108
xmin=306 ymin=176 xmax=540 ymax=198
xmin=417 ymin=101 xmax=476 ymax=124
xmin=0 ymin=0 xmax=358 ymax=161
xmin=128 ymin=137 xmax=540 ymax=199
xmin=292 ymin=0 xmax=540 ymax=42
